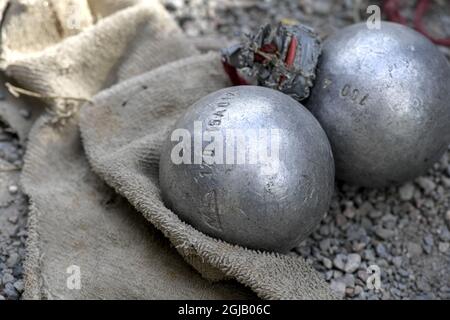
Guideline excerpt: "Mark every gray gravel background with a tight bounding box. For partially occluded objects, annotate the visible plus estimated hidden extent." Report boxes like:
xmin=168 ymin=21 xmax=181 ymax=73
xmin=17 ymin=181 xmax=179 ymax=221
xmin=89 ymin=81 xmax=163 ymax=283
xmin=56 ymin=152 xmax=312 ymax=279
xmin=1 ymin=0 xmax=449 ymax=300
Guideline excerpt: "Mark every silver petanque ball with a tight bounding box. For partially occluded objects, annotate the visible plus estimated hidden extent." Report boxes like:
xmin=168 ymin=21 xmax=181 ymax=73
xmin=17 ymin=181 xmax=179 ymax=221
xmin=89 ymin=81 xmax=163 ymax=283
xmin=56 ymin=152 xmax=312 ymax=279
xmin=307 ymin=22 xmax=450 ymax=187
xmin=159 ymin=86 xmax=334 ymax=252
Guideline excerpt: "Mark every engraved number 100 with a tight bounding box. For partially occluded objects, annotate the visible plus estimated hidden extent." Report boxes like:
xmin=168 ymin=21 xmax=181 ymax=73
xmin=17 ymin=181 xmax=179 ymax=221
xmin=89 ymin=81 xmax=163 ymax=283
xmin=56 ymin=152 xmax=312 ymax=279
xmin=341 ymin=84 xmax=369 ymax=106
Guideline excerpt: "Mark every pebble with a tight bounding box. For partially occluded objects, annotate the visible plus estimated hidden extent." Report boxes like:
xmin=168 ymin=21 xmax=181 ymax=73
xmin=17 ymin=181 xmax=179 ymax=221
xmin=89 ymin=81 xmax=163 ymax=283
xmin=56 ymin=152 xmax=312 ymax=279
xmin=330 ymin=279 xmax=346 ymax=298
xmin=439 ymin=227 xmax=450 ymax=241
xmin=13 ymin=280 xmax=24 ymax=293
xmin=6 ymin=253 xmax=19 ymax=268
xmin=399 ymin=183 xmax=415 ymax=201
xmin=343 ymin=206 xmax=356 ymax=219
xmin=416 ymin=278 xmax=432 ymax=292
xmin=438 ymin=242 xmax=449 ymax=253
xmin=354 ymin=285 xmax=363 ymax=296
xmin=376 ymin=243 xmax=388 ymax=258
xmin=344 ymin=254 xmax=361 ymax=273
xmin=319 ymin=238 xmax=331 ymax=252
xmin=3 ymin=283 xmax=18 ymax=299
xmin=322 ymin=257 xmax=332 ymax=269
xmin=392 ymin=256 xmax=402 ymax=268
xmin=357 ymin=270 xmax=368 ymax=282
xmin=363 ymin=249 xmax=376 ymax=261
xmin=406 ymin=242 xmax=423 ymax=258
xmin=423 ymin=234 xmax=434 ymax=246
xmin=375 ymin=227 xmax=395 ymax=240
xmin=333 ymin=254 xmax=346 ymax=271
xmin=422 ymin=234 xmax=434 ymax=254
xmin=2 ymin=273 xmax=14 ymax=285
xmin=416 ymin=177 xmax=436 ymax=194
xmin=369 ymin=210 xmax=383 ymax=219
xmin=8 ymin=185 xmax=19 ymax=195
xmin=341 ymin=274 xmax=356 ymax=288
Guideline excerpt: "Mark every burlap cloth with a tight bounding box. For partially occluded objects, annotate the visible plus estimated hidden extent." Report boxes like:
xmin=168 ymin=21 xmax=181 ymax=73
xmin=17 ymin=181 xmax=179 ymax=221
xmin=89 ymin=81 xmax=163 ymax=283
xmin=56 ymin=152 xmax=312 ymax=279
xmin=0 ymin=0 xmax=335 ymax=299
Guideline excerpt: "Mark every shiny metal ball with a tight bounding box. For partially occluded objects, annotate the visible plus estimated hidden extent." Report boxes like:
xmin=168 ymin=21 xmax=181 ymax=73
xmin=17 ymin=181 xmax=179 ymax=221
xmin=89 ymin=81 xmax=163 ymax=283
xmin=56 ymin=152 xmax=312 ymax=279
xmin=307 ymin=22 xmax=450 ymax=187
xmin=159 ymin=86 xmax=334 ymax=252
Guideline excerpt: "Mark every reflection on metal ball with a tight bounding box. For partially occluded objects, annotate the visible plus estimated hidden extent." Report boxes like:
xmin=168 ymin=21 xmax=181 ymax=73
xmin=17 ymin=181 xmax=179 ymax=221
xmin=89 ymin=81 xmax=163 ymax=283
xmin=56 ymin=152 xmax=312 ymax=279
xmin=159 ymin=86 xmax=334 ymax=252
xmin=307 ymin=22 xmax=450 ymax=187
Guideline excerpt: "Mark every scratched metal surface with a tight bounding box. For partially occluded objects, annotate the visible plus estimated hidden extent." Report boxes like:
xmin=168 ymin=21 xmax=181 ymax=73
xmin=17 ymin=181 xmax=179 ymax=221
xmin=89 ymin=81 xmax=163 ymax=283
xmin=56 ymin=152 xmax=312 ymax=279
xmin=307 ymin=22 xmax=450 ymax=187
xmin=159 ymin=86 xmax=335 ymax=252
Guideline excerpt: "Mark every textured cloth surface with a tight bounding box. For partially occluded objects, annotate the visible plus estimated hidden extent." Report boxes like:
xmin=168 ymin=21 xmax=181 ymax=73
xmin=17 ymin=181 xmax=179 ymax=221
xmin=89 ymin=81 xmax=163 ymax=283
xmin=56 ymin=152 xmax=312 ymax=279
xmin=0 ymin=0 xmax=335 ymax=299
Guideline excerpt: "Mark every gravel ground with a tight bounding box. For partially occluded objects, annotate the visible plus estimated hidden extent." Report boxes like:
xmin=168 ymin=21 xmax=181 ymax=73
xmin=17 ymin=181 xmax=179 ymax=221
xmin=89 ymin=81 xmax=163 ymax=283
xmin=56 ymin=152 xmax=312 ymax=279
xmin=1 ymin=0 xmax=449 ymax=300
xmin=0 ymin=83 xmax=28 ymax=300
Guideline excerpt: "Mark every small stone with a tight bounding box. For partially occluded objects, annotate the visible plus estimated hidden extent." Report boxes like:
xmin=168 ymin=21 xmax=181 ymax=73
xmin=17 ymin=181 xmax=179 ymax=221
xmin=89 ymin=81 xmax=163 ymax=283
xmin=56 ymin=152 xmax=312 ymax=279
xmin=423 ymin=244 xmax=432 ymax=255
xmin=439 ymin=227 xmax=450 ymax=241
xmin=442 ymin=177 xmax=450 ymax=188
xmin=360 ymin=217 xmax=373 ymax=229
xmin=446 ymin=210 xmax=450 ymax=222
xmin=357 ymin=202 xmax=374 ymax=216
xmin=333 ymin=254 xmax=346 ymax=271
xmin=416 ymin=278 xmax=431 ymax=292
xmin=295 ymin=245 xmax=311 ymax=257
xmin=407 ymin=242 xmax=423 ymax=257
xmin=336 ymin=214 xmax=347 ymax=227
xmin=392 ymin=256 xmax=402 ymax=268
xmin=423 ymin=234 xmax=434 ymax=246
xmin=390 ymin=287 xmax=402 ymax=297
xmin=330 ymin=280 xmax=346 ymax=298
xmin=325 ymin=271 xmax=333 ymax=281
xmin=345 ymin=287 xmax=355 ymax=297
xmin=319 ymin=225 xmax=330 ymax=236
xmin=343 ymin=206 xmax=355 ymax=219
xmin=346 ymin=225 xmax=367 ymax=241
xmin=352 ymin=242 xmax=366 ymax=252
xmin=363 ymin=249 xmax=376 ymax=261
xmin=6 ymin=253 xmax=19 ymax=268
xmin=3 ymin=283 xmax=18 ymax=299
xmin=2 ymin=273 xmax=14 ymax=284
xmin=357 ymin=270 xmax=368 ymax=282
xmin=438 ymin=242 xmax=449 ymax=253
xmin=341 ymin=274 xmax=356 ymax=288
xmin=8 ymin=185 xmax=18 ymax=195
xmin=416 ymin=177 xmax=436 ymax=194
xmin=354 ymin=285 xmax=363 ymax=296
xmin=322 ymin=257 xmax=332 ymax=269
xmin=344 ymin=254 xmax=361 ymax=273
xmin=12 ymin=264 xmax=23 ymax=277
xmin=376 ymin=243 xmax=388 ymax=258
xmin=398 ymin=268 xmax=410 ymax=278
xmin=369 ymin=210 xmax=383 ymax=219
xmin=399 ymin=183 xmax=415 ymax=201
xmin=13 ymin=280 xmax=24 ymax=293
xmin=375 ymin=227 xmax=395 ymax=240
xmin=319 ymin=238 xmax=331 ymax=252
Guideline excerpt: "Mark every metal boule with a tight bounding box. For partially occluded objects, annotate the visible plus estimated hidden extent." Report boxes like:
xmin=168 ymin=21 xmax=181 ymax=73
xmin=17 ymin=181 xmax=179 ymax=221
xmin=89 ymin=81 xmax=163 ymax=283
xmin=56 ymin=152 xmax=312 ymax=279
xmin=306 ymin=22 xmax=450 ymax=187
xmin=159 ymin=86 xmax=335 ymax=253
